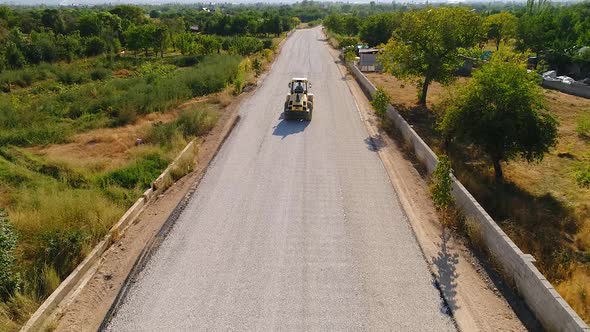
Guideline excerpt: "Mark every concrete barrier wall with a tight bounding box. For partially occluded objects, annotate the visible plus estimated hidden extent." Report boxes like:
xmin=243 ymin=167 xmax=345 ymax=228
xmin=543 ymin=79 xmax=590 ymax=99
xmin=348 ymin=62 xmax=589 ymax=332
xmin=349 ymin=64 xmax=439 ymax=174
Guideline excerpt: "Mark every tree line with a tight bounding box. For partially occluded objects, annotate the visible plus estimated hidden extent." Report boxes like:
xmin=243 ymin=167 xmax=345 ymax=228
xmin=325 ymin=4 xmax=563 ymax=181
xmin=0 ymin=4 xmax=306 ymax=70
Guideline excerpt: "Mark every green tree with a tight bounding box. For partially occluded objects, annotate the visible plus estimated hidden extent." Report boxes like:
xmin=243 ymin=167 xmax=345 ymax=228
xmin=161 ymin=16 xmax=185 ymax=51
xmin=359 ymin=13 xmax=401 ymax=47
xmin=516 ymin=11 xmax=555 ymax=59
xmin=110 ymin=5 xmax=146 ymax=28
xmin=484 ymin=12 xmax=518 ymax=51
xmin=84 ymin=36 xmax=107 ymax=56
xmin=152 ymin=25 xmax=169 ymax=58
xmin=5 ymin=41 xmax=25 ymax=68
xmin=78 ymin=13 xmax=101 ymax=37
xmin=438 ymin=54 xmax=558 ymax=181
xmin=196 ymin=35 xmax=222 ymax=55
xmin=41 ymin=9 xmax=66 ymax=34
xmin=124 ymin=25 xmax=149 ymax=56
xmin=175 ymin=32 xmax=196 ymax=55
xmin=379 ymin=7 xmax=482 ymax=106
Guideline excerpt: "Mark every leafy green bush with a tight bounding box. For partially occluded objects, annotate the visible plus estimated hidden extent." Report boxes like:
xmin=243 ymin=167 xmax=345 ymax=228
xmin=0 ymin=210 xmax=19 ymax=300
xmin=146 ymin=122 xmax=180 ymax=147
xmin=431 ymin=155 xmax=454 ymax=210
xmin=146 ymin=107 xmax=218 ymax=147
xmin=371 ymin=87 xmax=390 ymax=117
xmin=55 ymin=67 xmax=87 ymax=85
xmin=223 ymin=36 xmax=264 ymax=56
xmin=110 ymin=105 xmax=138 ymax=127
xmin=166 ymin=55 xmax=202 ymax=68
xmin=338 ymin=35 xmax=360 ymax=49
xmin=176 ymin=55 xmax=241 ymax=97
xmin=177 ymin=107 xmax=218 ymax=137
xmin=101 ymin=153 xmax=169 ymax=189
xmin=0 ymin=67 xmax=48 ymax=90
xmin=262 ymin=39 xmax=273 ymax=50
xmin=37 ymin=229 xmax=88 ymax=279
xmin=90 ymin=67 xmax=112 ymax=81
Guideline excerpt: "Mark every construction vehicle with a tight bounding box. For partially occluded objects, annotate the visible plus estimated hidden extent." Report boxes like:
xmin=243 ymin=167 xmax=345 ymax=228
xmin=284 ymin=78 xmax=313 ymax=121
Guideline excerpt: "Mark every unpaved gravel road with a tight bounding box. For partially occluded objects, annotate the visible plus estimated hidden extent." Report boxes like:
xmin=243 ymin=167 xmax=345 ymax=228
xmin=105 ymin=27 xmax=456 ymax=331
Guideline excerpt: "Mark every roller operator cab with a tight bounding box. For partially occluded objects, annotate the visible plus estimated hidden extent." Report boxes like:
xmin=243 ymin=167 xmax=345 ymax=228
xmin=284 ymin=78 xmax=314 ymax=121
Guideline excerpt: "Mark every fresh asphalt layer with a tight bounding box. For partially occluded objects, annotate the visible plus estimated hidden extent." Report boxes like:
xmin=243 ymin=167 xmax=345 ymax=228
xmin=104 ymin=27 xmax=456 ymax=331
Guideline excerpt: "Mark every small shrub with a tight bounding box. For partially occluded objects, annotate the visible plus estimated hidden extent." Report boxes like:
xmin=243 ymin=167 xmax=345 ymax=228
xmin=371 ymin=87 xmax=390 ymax=117
xmin=344 ymin=48 xmax=357 ymax=63
xmin=0 ymin=210 xmax=20 ymax=300
xmin=146 ymin=122 xmax=180 ymax=147
xmin=338 ymin=36 xmax=360 ymax=49
xmin=56 ymin=68 xmax=87 ymax=85
xmin=177 ymin=107 xmax=219 ymax=137
xmin=577 ymin=113 xmax=590 ymax=137
xmin=262 ymin=39 xmax=273 ymax=50
xmin=253 ymin=57 xmax=263 ymax=77
xmin=41 ymin=265 xmax=60 ymax=296
xmin=233 ymin=72 xmax=245 ymax=95
xmin=431 ymin=155 xmax=455 ymax=226
xmin=111 ymin=106 xmax=137 ymax=127
xmin=168 ymin=55 xmax=202 ymax=67
xmin=1 ymin=292 xmax=38 ymax=325
xmin=169 ymin=146 xmax=197 ymax=181
xmin=90 ymin=67 xmax=112 ymax=81
xmin=431 ymin=155 xmax=454 ymax=210
xmin=34 ymin=229 xmax=88 ymax=296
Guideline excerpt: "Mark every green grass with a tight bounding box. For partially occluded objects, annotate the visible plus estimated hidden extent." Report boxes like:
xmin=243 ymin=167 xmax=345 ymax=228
xmin=0 ymin=55 xmax=240 ymax=148
xmin=101 ymin=152 xmax=169 ymax=189
xmin=147 ymin=105 xmax=219 ymax=148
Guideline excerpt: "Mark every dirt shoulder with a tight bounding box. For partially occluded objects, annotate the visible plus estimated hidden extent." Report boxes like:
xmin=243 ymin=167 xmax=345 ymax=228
xmin=324 ymin=40 xmax=539 ymax=331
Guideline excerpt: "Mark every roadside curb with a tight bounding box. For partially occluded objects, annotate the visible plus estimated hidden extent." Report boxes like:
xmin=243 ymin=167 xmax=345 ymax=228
xmin=346 ymin=61 xmax=589 ymax=332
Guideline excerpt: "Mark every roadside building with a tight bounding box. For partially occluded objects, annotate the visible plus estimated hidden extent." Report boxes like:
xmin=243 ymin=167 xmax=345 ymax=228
xmin=358 ymin=48 xmax=382 ymax=72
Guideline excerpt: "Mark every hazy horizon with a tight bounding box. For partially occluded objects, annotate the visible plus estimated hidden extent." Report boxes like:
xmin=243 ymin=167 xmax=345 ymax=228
xmin=0 ymin=0 xmax=579 ymax=6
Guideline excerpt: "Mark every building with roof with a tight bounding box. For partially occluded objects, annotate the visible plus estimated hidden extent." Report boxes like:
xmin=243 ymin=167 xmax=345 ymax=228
xmin=358 ymin=48 xmax=382 ymax=72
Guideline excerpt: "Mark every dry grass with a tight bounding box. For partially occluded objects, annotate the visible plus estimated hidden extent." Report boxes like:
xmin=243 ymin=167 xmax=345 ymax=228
xmin=369 ymin=72 xmax=590 ymax=323
xmin=25 ymin=98 xmax=217 ymax=172
xmin=557 ymin=265 xmax=590 ymax=320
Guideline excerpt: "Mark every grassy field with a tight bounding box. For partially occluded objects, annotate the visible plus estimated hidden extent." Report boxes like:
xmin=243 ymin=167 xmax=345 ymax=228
xmin=367 ymin=72 xmax=590 ymax=322
xmin=0 ymin=35 xmax=282 ymax=330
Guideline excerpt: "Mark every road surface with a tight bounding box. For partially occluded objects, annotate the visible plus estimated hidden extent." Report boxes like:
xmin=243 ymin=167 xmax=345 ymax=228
xmin=105 ymin=27 xmax=456 ymax=331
